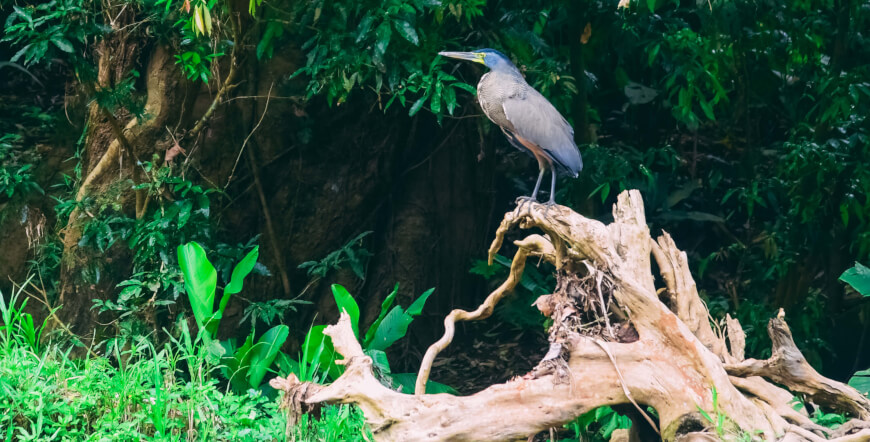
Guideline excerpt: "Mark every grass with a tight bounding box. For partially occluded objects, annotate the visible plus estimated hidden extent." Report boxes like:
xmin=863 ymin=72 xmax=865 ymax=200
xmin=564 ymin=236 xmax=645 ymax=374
xmin=0 ymin=287 xmax=370 ymax=441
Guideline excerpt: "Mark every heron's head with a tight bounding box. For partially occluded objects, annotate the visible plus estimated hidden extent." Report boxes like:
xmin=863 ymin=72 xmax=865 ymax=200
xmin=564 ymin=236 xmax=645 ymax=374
xmin=438 ymin=48 xmax=517 ymax=73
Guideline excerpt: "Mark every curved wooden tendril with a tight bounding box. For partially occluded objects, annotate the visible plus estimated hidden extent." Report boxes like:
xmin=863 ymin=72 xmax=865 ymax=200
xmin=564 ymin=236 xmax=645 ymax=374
xmin=414 ymin=232 xmax=554 ymax=395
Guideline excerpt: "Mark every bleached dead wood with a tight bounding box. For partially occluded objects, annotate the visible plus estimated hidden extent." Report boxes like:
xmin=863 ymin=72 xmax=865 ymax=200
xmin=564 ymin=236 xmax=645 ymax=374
xmin=271 ymin=190 xmax=870 ymax=441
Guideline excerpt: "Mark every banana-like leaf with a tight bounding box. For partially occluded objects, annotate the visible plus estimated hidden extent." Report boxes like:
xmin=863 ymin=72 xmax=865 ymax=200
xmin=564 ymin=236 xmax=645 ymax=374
xmin=177 ymin=242 xmax=217 ymax=333
xmin=363 ymin=284 xmax=399 ymax=348
xmin=247 ymin=325 xmax=289 ymax=388
xmin=331 ymin=284 xmax=360 ymax=338
xmin=368 ymin=288 xmax=434 ymax=351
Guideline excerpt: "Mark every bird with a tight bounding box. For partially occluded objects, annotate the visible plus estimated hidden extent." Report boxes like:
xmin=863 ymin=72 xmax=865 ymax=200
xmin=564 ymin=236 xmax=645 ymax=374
xmin=438 ymin=48 xmax=583 ymax=206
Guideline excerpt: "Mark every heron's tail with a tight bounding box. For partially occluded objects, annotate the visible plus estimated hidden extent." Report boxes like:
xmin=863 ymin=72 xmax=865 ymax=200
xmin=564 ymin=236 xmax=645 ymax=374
xmin=549 ymin=144 xmax=583 ymax=177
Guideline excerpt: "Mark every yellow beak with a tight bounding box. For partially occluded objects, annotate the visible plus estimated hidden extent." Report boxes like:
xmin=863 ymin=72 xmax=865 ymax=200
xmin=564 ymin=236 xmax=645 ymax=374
xmin=438 ymin=51 xmax=485 ymax=65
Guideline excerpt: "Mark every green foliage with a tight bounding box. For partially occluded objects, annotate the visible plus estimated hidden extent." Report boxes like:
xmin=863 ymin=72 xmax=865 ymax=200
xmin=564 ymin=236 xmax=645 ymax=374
xmin=0 ymin=278 xmax=51 ymax=354
xmin=0 ymin=343 xmax=288 ymax=440
xmin=2 ymin=0 xmax=100 ymax=66
xmin=792 ymin=398 xmax=849 ymax=430
xmin=558 ymin=406 xmax=631 ymax=442
xmin=0 ymin=295 xmax=290 ymax=440
xmin=696 ymin=386 xmax=727 ymax=438
xmin=283 ymin=283 xmax=453 ymax=394
xmin=240 ymin=298 xmax=310 ymax=330
xmin=299 ymin=231 xmax=373 ymax=280
xmin=840 ymin=262 xmax=870 ymax=297
xmin=291 ymin=404 xmax=373 ymax=441
xmin=331 ymin=284 xmax=361 ymax=337
xmin=0 ymin=315 xmax=367 ymax=440
xmin=221 ymin=324 xmax=290 ymax=392
xmin=153 ymin=0 xmax=225 ymax=82
xmin=0 ymin=133 xmax=43 ymax=199
xmin=177 ymin=242 xmax=221 ymax=335
xmin=848 ymin=369 xmax=870 ymax=398
xmin=84 ymin=167 xmax=250 ymax=339
xmin=175 ymin=240 xmax=292 ymax=393
xmin=654 ymin=27 xmax=731 ymax=130
xmin=288 ymin=0 xmax=478 ymax=119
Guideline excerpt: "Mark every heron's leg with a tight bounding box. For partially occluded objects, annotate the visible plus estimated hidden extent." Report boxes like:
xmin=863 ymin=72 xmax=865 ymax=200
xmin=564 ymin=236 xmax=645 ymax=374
xmin=530 ymin=166 xmax=546 ymax=200
xmin=516 ymin=165 xmax=546 ymax=211
xmin=546 ymin=165 xmax=557 ymax=206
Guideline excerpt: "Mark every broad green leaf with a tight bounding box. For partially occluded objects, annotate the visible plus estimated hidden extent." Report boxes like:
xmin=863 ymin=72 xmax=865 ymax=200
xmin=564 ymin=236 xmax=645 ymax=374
xmin=406 ymin=288 xmax=434 ymax=316
xmin=224 ymin=246 xmax=259 ymax=296
xmin=408 ymin=92 xmax=428 ymax=116
xmin=430 ymin=82 xmax=442 ymax=114
xmin=302 ymin=324 xmax=342 ymax=380
xmin=452 ymin=82 xmax=476 ymax=94
xmin=373 ymin=21 xmax=392 ymax=68
xmin=276 ymin=352 xmax=301 ymax=378
xmin=222 ymin=334 xmax=256 ymax=393
xmin=364 ymin=284 xmax=399 ymax=348
xmin=331 ymin=284 xmax=360 ymax=337
xmin=356 ymin=14 xmax=375 ymax=43
xmin=840 ymin=262 xmax=870 ymax=296
xmin=247 ymin=325 xmax=290 ymax=388
xmin=177 ymin=242 xmax=217 ymax=333
xmin=51 ymin=37 xmax=73 ymax=53
xmin=699 ymin=98 xmax=716 ymax=121
xmin=849 ymin=369 xmax=870 ymax=395
xmin=205 ymin=339 xmax=226 ymax=365
xmin=366 ymin=348 xmax=392 ymax=376
xmin=368 ymin=306 xmax=410 ymax=351
xmin=393 ymin=20 xmax=419 ymax=45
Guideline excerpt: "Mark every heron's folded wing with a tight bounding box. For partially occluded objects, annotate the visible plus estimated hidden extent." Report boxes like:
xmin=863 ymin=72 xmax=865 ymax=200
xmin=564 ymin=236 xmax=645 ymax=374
xmin=502 ymin=89 xmax=583 ymax=175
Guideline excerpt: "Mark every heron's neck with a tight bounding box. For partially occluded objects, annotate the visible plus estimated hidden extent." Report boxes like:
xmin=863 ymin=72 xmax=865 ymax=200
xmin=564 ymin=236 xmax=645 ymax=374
xmin=488 ymin=60 xmax=522 ymax=77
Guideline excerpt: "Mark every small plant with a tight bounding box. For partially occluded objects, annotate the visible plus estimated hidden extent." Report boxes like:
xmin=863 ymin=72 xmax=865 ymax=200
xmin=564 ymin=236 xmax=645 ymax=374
xmin=299 ymin=231 xmax=374 ymax=280
xmin=240 ymin=298 xmax=310 ymax=331
xmin=0 ymin=133 xmax=43 ymax=199
xmin=177 ymin=241 xmax=259 ymax=338
xmin=177 ymin=241 xmax=292 ymax=393
xmin=284 ymin=283 xmax=455 ymax=394
xmin=697 ymin=386 xmax=727 ymax=438
xmin=696 ymin=386 xmax=762 ymax=440
xmin=559 ymin=406 xmax=631 ymax=442
xmin=0 ymin=277 xmax=52 ymax=354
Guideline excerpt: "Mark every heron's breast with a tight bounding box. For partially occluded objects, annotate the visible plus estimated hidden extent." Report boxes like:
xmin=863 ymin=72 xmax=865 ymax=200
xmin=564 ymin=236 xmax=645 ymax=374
xmin=477 ymin=73 xmax=515 ymax=130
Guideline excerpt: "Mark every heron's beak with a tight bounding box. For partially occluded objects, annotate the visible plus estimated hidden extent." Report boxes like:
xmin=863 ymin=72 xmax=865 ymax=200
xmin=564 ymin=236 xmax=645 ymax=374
xmin=438 ymin=51 xmax=485 ymax=65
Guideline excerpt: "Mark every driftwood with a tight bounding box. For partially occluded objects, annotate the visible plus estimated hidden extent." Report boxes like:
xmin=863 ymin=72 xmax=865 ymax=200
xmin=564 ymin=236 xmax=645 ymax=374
xmin=270 ymin=190 xmax=870 ymax=441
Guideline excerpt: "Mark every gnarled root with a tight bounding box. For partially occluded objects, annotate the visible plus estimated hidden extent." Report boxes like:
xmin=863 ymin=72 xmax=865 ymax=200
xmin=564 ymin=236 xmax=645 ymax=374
xmin=271 ymin=190 xmax=870 ymax=441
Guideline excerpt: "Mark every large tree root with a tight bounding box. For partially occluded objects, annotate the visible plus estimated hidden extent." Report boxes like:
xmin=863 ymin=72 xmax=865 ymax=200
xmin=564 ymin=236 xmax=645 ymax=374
xmin=270 ymin=190 xmax=870 ymax=441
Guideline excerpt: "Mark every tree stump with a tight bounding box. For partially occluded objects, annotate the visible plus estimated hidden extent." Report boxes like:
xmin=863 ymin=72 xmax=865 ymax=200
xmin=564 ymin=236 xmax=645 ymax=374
xmin=270 ymin=190 xmax=870 ymax=441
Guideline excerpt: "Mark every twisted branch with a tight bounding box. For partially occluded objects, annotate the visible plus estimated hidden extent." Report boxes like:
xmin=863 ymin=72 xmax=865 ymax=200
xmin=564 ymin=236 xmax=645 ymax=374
xmin=415 ymin=235 xmax=553 ymax=394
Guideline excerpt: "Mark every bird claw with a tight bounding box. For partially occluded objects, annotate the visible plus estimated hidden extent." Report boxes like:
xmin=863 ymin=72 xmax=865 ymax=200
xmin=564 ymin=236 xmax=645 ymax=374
xmin=515 ymin=196 xmax=537 ymax=213
xmin=542 ymin=199 xmax=558 ymax=217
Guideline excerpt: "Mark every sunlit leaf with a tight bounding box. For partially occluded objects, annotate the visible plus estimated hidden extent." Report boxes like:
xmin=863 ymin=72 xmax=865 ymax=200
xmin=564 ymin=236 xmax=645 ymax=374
xmin=840 ymin=263 xmax=870 ymax=297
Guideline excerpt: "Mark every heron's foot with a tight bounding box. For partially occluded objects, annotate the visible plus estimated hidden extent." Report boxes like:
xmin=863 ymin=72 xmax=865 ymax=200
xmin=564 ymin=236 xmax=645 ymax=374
xmin=515 ymin=195 xmax=538 ymax=213
xmin=541 ymin=198 xmax=558 ymax=216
